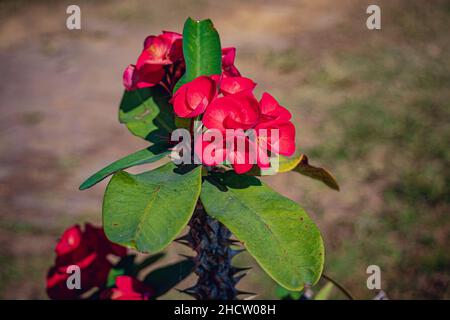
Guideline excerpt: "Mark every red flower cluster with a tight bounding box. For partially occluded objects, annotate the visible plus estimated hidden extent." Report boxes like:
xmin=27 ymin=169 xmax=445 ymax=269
xmin=46 ymin=224 xmax=126 ymax=299
xmin=123 ymin=30 xmax=240 ymax=93
xmin=122 ymin=30 xmax=295 ymax=174
xmin=175 ymin=75 xmax=296 ymax=174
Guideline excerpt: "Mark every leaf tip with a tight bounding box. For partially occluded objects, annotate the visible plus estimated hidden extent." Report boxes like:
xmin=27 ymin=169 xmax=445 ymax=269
xmin=78 ymin=181 xmax=90 ymax=191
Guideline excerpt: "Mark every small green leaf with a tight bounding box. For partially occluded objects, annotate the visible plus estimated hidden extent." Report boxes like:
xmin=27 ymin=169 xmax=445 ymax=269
xmin=103 ymin=163 xmax=202 ymax=253
xmin=119 ymin=86 xmax=175 ymax=143
xmin=106 ymin=255 xmax=136 ymax=287
xmin=173 ymin=17 xmax=222 ymax=93
xmin=293 ymin=154 xmax=340 ymax=191
xmin=272 ymin=152 xmax=304 ymax=173
xmin=248 ymin=152 xmax=340 ymax=191
xmin=106 ymin=267 xmax=126 ymax=288
xmin=201 ymin=172 xmax=324 ymax=291
xmin=79 ymin=144 xmax=170 ymax=190
xmin=143 ymin=259 xmax=195 ymax=298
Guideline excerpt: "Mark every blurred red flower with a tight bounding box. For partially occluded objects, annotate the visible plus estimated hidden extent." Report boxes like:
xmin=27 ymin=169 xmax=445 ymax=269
xmin=46 ymin=224 xmax=126 ymax=299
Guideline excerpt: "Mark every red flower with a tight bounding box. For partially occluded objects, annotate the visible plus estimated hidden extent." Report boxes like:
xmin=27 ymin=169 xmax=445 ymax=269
xmin=222 ymin=47 xmax=241 ymax=77
xmin=202 ymin=92 xmax=260 ymax=132
xmin=219 ymin=76 xmax=256 ymax=96
xmin=123 ymin=64 xmax=166 ymax=91
xmin=101 ymin=276 xmax=154 ymax=300
xmin=83 ymin=223 xmax=127 ymax=257
xmin=122 ymin=64 xmax=139 ymax=91
xmin=197 ymin=83 xmax=295 ymax=173
xmin=172 ymin=76 xmax=217 ymax=118
xmin=259 ymin=92 xmax=292 ymax=122
xmin=123 ymin=31 xmax=183 ymax=91
xmin=46 ymin=224 xmax=126 ymax=300
xmin=255 ymin=120 xmax=296 ymax=156
xmin=194 ymin=130 xmax=226 ymax=167
xmin=139 ymin=31 xmax=183 ymax=67
xmin=195 ymin=129 xmax=271 ymax=174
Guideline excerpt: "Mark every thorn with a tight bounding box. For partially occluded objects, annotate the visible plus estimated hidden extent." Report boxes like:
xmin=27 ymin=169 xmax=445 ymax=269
xmin=243 ymin=293 xmax=258 ymax=300
xmin=233 ymin=272 xmax=247 ymax=284
xmin=175 ymin=234 xmax=192 ymax=242
xmin=178 ymin=254 xmax=194 ymax=260
xmin=175 ymin=234 xmax=192 ymax=245
xmin=229 ymin=249 xmax=245 ymax=258
xmin=227 ymin=239 xmax=241 ymax=246
xmin=175 ymin=240 xmax=191 ymax=248
xmin=176 ymin=287 xmax=198 ymax=298
xmin=237 ymin=289 xmax=257 ymax=296
xmin=231 ymin=266 xmax=252 ymax=275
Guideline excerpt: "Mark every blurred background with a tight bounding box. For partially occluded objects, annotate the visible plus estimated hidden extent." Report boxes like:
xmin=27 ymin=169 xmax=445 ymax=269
xmin=0 ymin=0 xmax=449 ymax=299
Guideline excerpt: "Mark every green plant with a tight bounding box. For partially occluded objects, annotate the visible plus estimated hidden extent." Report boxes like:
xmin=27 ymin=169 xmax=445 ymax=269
xmin=80 ymin=17 xmax=338 ymax=299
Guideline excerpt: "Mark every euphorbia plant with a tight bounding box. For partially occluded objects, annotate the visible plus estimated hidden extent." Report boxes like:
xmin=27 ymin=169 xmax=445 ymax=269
xmin=79 ymin=18 xmax=339 ymax=300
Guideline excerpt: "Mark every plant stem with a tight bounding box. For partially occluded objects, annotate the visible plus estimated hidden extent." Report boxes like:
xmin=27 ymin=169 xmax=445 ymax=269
xmin=321 ymin=273 xmax=355 ymax=300
xmin=186 ymin=201 xmax=239 ymax=300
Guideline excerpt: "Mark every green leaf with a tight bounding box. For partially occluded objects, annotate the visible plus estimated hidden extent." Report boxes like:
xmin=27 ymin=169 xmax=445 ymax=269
xmin=272 ymin=152 xmax=304 ymax=173
xmin=314 ymin=282 xmax=334 ymax=300
xmin=79 ymin=144 xmax=170 ymax=190
xmin=106 ymin=267 xmax=126 ymax=288
xmin=143 ymin=259 xmax=195 ymax=298
xmin=119 ymin=86 xmax=175 ymax=143
xmin=200 ymin=172 xmax=324 ymax=291
xmin=173 ymin=17 xmax=222 ymax=93
xmin=175 ymin=116 xmax=192 ymax=130
xmin=102 ymin=163 xmax=202 ymax=253
xmin=247 ymin=152 xmax=340 ymax=191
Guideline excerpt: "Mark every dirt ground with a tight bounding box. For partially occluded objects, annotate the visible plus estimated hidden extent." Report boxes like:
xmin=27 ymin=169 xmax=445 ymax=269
xmin=0 ymin=0 xmax=449 ymax=299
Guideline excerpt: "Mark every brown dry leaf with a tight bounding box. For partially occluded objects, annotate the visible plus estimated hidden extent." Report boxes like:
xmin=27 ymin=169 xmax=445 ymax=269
xmin=294 ymin=154 xmax=340 ymax=191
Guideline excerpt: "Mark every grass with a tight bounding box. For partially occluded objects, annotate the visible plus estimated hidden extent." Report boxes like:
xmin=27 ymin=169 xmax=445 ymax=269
xmin=284 ymin=15 xmax=449 ymax=299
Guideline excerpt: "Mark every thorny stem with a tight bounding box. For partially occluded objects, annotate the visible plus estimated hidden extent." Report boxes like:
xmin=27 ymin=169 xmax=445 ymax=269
xmin=182 ymin=201 xmax=245 ymax=300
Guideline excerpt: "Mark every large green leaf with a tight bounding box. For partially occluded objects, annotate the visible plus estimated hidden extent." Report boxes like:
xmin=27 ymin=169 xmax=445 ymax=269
xmin=103 ymin=163 xmax=202 ymax=253
xmin=200 ymin=172 xmax=324 ymax=291
xmin=173 ymin=17 xmax=222 ymax=93
xmin=79 ymin=144 xmax=170 ymax=190
xmin=119 ymin=86 xmax=175 ymax=143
